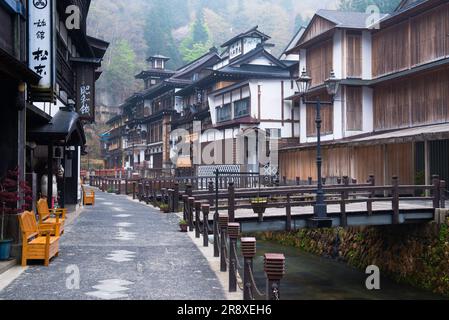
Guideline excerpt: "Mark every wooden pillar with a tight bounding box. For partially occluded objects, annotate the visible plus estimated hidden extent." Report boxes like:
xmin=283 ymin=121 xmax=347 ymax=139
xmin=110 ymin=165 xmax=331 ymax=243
xmin=433 ymin=175 xmax=441 ymax=210
xmin=285 ymin=194 xmax=292 ymax=232
xmin=425 ymin=140 xmax=431 ymax=197
xmin=47 ymin=143 xmax=53 ymax=208
xmin=392 ymin=176 xmax=400 ymax=225
xmin=228 ymin=182 xmax=235 ymax=222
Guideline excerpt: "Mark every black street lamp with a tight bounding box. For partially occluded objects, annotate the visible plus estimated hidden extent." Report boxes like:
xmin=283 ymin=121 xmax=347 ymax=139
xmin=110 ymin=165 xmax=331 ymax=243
xmin=296 ymin=68 xmax=340 ymax=228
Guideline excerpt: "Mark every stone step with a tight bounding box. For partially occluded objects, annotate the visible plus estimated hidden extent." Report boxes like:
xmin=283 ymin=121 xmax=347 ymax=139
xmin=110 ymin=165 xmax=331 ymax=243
xmin=0 ymin=260 xmax=16 ymax=275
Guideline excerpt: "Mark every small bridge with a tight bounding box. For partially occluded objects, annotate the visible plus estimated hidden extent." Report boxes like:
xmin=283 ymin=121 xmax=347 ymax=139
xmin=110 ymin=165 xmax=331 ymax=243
xmin=91 ymin=173 xmax=446 ymax=232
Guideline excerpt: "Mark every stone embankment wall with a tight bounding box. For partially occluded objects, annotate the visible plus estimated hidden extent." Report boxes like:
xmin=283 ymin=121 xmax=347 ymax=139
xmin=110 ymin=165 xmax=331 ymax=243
xmin=258 ymin=216 xmax=449 ymax=296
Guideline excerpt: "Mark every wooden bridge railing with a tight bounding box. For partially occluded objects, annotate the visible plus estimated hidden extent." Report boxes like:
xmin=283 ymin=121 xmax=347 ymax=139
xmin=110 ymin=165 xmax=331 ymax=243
xmin=172 ymin=175 xmax=445 ymax=229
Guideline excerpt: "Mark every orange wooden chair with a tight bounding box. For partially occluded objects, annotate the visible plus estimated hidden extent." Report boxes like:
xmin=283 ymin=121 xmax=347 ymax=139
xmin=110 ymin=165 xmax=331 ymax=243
xmin=82 ymin=186 xmax=95 ymax=206
xmin=37 ymin=199 xmax=66 ymax=236
xmin=18 ymin=211 xmax=60 ymax=267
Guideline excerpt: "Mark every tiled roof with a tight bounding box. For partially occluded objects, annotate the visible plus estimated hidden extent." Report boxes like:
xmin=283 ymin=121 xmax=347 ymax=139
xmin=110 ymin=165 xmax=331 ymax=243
xmin=316 ymin=9 xmax=388 ymax=29
xmin=221 ymin=26 xmax=271 ymax=48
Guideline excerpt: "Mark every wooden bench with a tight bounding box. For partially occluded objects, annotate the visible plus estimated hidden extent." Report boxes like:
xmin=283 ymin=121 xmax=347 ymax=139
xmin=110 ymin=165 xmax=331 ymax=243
xmin=82 ymin=186 xmax=95 ymax=206
xmin=37 ymin=199 xmax=66 ymax=236
xmin=18 ymin=211 xmax=60 ymax=267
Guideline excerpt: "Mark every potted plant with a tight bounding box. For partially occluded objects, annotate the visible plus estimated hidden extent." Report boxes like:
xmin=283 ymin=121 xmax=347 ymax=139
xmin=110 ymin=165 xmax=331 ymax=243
xmin=0 ymin=202 xmax=12 ymax=261
xmin=251 ymin=197 xmax=268 ymax=214
xmin=0 ymin=169 xmax=32 ymax=261
xmin=251 ymin=178 xmax=267 ymax=219
xmin=179 ymin=219 xmax=188 ymax=232
xmin=160 ymin=204 xmax=169 ymax=213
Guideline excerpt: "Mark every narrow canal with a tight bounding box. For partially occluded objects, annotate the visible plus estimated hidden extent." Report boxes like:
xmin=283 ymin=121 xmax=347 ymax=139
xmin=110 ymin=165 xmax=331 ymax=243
xmin=245 ymin=240 xmax=446 ymax=300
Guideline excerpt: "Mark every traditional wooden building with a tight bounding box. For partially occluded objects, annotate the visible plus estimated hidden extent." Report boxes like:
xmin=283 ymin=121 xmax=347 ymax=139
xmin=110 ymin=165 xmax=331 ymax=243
xmin=0 ymin=0 xmax=41 ymax=258
xmin=26 ymin=0 xmax=108 ymax=206
xmin=174 ymin=26 xmax=298 ymax=174
xmin=281 ymin=0 xmax=449 ymax=187
xmin=104 ymin=114 xmax=125 ymax=168
xmin=105 ymin=50 xmax=221 ymax=174
xmin=0 ymin=0 xmax=108 ymax=259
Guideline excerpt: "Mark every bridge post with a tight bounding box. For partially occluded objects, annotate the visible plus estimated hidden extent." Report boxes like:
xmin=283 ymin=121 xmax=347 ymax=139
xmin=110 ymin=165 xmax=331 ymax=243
xmin=189 ymin=197 xmax=195 ymax=232
xmin=186 ymin=183 xmax=193 ymax=197
xmin=367 ymin=175 xmax=375 ymax=216
xmin=296 ymin=177 xmax=300 ymax=186
xmin=182 ymin=195 xmax=189 ymax=222
xmin=138 ymin=182 xmax=142 ymax=201
xmin=433 ymin=175 xmax=441 ymax=210
xmin=202 ymin=204 xmax=210 ymax=247
xmin=219 ymin=214 xmax=229 ymax=272
xmin=308 ymin=177 xmax=312 ymax=186
xmin=208 ymin=181 xmax=214 ymax=208
xmin=195 ymin=201 xmax=202 ymax=238
xmin=173 ymin=183 xmax=179 ymax=213
xmin=392 ymin=176 xmax=400 ymax=224
xmin=286 ymin=194 xmax=292 ymax=232
xmin=228 ymin=223 xmax=240 ymax=292
xmin=440 ymin=180 xmax=446 ymax=209
xmin=241 ymin=237 xmax=256 ymax=300
xmin=167 ymin=189 xmax=173 ymax=212
xmin=228 ymin=182 xmax=235 ymax=222
xmin=132 ymin=182 xmax=136 ymax=200
xmin=340 ymin=176 xmax=349 ymax=227
xmin=264 ymin=253 xmax=285 ymax=301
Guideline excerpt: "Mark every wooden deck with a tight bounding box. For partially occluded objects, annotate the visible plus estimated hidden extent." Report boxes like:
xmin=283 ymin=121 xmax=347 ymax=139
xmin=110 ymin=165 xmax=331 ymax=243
xmin=229 ymin=200 xmax=436 ymax=220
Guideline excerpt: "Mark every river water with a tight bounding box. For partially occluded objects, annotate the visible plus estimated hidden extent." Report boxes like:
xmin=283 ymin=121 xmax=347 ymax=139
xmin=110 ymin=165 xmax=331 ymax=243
xmin=244 ymin=240 xmax=446 ymax=300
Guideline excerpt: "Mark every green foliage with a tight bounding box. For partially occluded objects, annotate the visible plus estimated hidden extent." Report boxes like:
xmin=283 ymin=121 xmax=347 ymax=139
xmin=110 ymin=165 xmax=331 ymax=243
xmin=251 ymin=198 xmax=268 ymax=204
xmin=179 ymin=9 xmax=212 ymax=63
xmin=338 ymin=0 xmax=402 ymax=13
xmin=103 ymin=39 xmax=139 ymax=104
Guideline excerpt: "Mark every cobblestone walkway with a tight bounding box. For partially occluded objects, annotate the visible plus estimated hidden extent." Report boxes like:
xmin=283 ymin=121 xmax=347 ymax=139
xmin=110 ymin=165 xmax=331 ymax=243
xmin=0 ymin=191 xmax=225 ymax=300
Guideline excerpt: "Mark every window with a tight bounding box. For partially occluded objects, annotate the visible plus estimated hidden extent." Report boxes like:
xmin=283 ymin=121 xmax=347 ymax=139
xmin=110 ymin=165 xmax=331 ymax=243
xmin=234 ymin=98 xmax=250 ymax=118
xmin=217 ymin=104 xmax=231 ymax=122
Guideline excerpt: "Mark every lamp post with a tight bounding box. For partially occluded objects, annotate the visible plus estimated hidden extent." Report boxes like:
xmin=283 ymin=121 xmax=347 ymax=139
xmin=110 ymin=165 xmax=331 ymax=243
xmin=296 ymin=68 xmax=340 ymax=228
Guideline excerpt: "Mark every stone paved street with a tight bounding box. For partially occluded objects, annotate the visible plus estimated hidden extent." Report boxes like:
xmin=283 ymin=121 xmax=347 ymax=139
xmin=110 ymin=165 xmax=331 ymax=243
xmin=0 ymin=191 xmax=226 ymax=300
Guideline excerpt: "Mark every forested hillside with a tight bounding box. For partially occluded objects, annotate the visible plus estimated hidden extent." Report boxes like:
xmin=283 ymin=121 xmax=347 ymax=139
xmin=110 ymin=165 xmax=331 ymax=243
xmin=87 ymin=0 xmax=401 ymax=108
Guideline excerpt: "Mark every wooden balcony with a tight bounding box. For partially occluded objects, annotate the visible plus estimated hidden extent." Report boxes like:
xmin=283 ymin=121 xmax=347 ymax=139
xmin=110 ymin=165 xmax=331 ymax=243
xmin=56 ymin=50 xmax=75 ymax=98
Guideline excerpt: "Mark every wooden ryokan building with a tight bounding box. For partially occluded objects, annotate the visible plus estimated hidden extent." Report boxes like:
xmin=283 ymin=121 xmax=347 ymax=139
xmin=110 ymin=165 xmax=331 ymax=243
xmin=281 ymin=0 xmax=449 ymax=187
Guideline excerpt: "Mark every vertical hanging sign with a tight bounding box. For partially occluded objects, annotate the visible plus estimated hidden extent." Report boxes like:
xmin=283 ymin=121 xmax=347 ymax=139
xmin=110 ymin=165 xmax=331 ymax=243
xmin=28 ymin=0 xmax=54 ymax=93
xmin=75 ymin=63 xmax=96 ymax=122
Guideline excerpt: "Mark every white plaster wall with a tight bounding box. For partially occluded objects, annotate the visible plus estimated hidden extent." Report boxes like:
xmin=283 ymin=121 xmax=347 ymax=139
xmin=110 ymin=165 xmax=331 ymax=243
xmin=248 ymin=57 xmax=273 ymax=66
xmin=334 ymin=88 xmax=344 ymax=140
xmin=362 ymin=86 xmax=374 ymax=132
xmin=342 ymin=86 xmax=374 ymax=138
xmin=283 ymin=53 xmax=300 ymax=61
xmin=243 ymin=37 xmax=262 ymax=55
xmin=333 ymin=30 xmax=343 ymax=79
xmin=299 ymin=49 xmax=307 ymax=74
xmin=362 ymin=31 xmax=372 ymax=80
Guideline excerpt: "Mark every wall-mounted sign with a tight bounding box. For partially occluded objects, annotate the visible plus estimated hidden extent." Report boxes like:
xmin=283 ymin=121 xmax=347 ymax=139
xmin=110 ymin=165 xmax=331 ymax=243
xmin=28 ymin=0 xmax=54 ymax=94
xmin=75 ymin=63 xmax=96 ymax=122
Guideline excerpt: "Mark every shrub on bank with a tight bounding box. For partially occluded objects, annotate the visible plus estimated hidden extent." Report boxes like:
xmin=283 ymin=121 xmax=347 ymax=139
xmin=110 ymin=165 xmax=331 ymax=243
xmin=258 ymin=221 xmax=449 ymax=297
